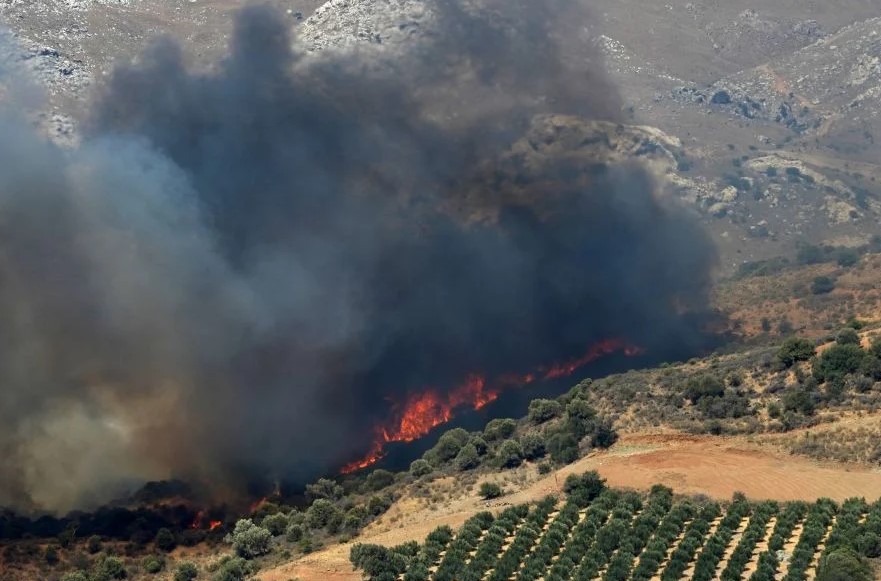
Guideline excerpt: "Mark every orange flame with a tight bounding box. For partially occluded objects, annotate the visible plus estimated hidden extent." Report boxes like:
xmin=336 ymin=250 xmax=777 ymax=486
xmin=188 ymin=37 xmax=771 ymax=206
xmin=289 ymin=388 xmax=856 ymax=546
xmin=340 ymin=338 xmax=641 ymax=474
xmin=190 ymin=511 xmax=224 ymax=531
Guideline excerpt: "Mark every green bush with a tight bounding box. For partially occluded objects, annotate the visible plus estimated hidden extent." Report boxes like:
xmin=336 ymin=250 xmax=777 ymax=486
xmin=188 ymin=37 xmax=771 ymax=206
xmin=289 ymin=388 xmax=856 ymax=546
xmin=479 ymin=482 xmax=503 ymax=500
xmin=519 ymin=433 xmax=546 ymax=460
xmin=455 ymin=443 xmax=481 ymax=471
xmin=87 ymin=534 xmax=103 ymax=554
xmin=211 ymin=556 xmax=257 ymax=581
xmin=262 ymin=512 xmax=288 ymax=536
xmin=409 ymin=459 xmax=432 ymax=477
xmin=155 ymin=527 xmax=177 ymax=552
xmin=227 ymin=518 xmax=272 ymax=558
xmin=426 ymin=428 xmax=470 ymax=464
xmin=812 ymin=276 xmax=836 ymax=295
xmin=835 ymin=328 xmax=861 ymax=345
xmin=815 ymin=548 xmax=872 ymax=581
xmin=94 ymin=556 xmax=127 ymax=580
xmin=547 ymin=431 xmax=579 ymax=464
xmin=174 ymin=562 xmax=199 ymax=581
xmin=365 ymin=469 xmax=395 ymax=491
xmin=142 ymin=555 xmax=164 ymax=574
xmin=777 ymin=337 xmax=816 ymax=366
xmin=813 ymin=344 xmax=868 ymax=382
xmin=528 ymin=399 xmax=562 ymax=424
xmin=305 ymin=478 xmax=344 ymax=501
xmin=684 ymin=375 xmax=725 ymax=404
xmin=495 ymin=439 xmax=523 ymax=468
xmin=61 ymin=573 xmax=91 ymax=581
xmin=484 ymin=418 xmax=517 ymax=441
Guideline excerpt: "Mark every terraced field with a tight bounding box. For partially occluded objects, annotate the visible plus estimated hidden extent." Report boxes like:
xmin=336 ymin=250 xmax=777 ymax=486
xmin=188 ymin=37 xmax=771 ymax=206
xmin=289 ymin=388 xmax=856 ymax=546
xmin=351 ymin=477 xmax=881 ymax=581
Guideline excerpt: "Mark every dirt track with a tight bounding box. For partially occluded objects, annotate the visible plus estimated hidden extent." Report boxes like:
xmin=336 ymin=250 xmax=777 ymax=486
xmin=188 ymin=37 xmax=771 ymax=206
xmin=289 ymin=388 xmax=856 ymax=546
xmin=258 ymin=431 xmax=881 ymax=581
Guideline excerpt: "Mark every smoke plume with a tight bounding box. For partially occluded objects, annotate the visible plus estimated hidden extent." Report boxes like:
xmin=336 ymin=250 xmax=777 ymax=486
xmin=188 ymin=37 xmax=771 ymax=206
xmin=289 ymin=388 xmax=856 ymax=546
xmin=0 ymin=0 xmax=716 ymax=513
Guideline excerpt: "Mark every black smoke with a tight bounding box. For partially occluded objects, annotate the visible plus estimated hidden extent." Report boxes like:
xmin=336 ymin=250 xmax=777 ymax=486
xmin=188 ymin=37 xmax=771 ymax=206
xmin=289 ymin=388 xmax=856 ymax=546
xmin=0 ymin=0 xmax=716 ymax=512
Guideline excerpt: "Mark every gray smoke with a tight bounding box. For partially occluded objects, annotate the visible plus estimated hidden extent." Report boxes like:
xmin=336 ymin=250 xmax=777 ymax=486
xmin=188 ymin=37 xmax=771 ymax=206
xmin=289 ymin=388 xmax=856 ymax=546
xmin=0 ymin=1 xmax=716 ymax=513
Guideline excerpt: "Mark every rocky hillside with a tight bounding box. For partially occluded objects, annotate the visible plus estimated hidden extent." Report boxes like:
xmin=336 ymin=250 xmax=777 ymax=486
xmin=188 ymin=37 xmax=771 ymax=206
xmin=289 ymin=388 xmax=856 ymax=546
xmin=2 ymin=0 xmax=881 ymax=272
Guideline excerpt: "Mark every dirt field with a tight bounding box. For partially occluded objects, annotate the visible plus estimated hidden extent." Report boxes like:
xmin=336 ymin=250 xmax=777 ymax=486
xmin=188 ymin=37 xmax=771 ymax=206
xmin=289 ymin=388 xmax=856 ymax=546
xmin=258 ymin=431 xmax=881 ymax=581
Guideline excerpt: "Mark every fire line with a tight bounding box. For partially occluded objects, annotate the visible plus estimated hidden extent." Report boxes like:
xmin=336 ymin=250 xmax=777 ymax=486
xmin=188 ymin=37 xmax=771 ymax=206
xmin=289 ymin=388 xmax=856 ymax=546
xmin=340 ymin=338 xmax=642 ymax=473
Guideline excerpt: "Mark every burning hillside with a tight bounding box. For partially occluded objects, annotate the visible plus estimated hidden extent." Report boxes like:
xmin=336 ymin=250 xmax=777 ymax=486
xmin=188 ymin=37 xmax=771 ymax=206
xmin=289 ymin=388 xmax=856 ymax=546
xmin=0 ymin=0 xmax=716 ymax=513
xmin=342 ymin=339 xmax=643 ymax=473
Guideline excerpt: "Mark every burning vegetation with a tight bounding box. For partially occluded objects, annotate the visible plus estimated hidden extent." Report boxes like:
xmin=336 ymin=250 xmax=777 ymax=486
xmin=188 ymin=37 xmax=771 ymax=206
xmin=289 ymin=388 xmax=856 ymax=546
xmin=0 ymin=0 xmax=716 ymax=514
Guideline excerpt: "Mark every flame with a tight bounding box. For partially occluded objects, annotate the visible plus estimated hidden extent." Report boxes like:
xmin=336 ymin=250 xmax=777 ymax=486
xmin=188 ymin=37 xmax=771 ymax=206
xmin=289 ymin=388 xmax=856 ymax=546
xmin=190 ymin=510 xmax=224 ymax=531
xmin=249 ymin=496 xmax=269 ymax=514
xmin=340 ymin=338 xmax=641 ymax=474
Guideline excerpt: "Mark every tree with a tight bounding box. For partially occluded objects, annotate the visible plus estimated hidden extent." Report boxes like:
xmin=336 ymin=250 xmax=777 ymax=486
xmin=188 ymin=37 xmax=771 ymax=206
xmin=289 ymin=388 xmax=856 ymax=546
xmin=350 ymin=544 xmax=408 ymax=579
xmin=815 ymin=548 xmax=872 ymax=581
xmin=783 ymin=388 xmax=816 ymax=416
xmin=427 ymin=428 xmax=470 ymax=464
xmin=365 ymin=469 xmax=395 ymax=491
xmin=528 ymin=399 xmax=562 ymax=424
xmin=173 ymin=562 xmax=199 ymax=581
xmin=836 ymin=327 xmax=861 ymax=345
xmin=155 ymin=528 xmax=176 ymax=552
xmin=479 ymin=482 xmax=503 ymax=500
xmin=777 ymin=337 xmax=816 ymax=367
xmin=408 ymin=459 xmax=431 ymax=477
xmin=227 ymin=518 xmax=272 ymax=559
xmin=836 ymin=249 xmax=860 ymax=267
xmin=455 ymin=443 xmax=481 ymax=471
xmin=484 ymin=418 xmax=517 ymax=441
xmin=496 ymin=440 xmax=523 ymax=468
xmin=812 ymin=276 xmax=836 ymax=295
xmin=305 ymin=478 xmax=344 ymax=501
xmin=590 ymin=418 xmax=618 ymax=449
xmin=87 ymin=534 xmax=102 ymax=554
xmin=212 ymin=556 xmax=257 ymax=581
xmin=519 ymin=433 xmax=546 ymax=460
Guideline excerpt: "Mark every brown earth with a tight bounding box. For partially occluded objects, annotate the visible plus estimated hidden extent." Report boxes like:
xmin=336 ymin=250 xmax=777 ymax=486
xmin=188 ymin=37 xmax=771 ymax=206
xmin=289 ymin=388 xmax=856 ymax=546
xmin=258 ymin=430 xmax=881 ymax=581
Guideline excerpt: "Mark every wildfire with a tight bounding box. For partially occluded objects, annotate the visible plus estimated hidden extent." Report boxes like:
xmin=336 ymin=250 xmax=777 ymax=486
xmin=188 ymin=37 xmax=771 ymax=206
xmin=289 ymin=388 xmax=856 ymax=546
xmin=341 ymin=338 xmax=642 ymax=474
xmin=189 ymin=511 xmax=223 ymax=531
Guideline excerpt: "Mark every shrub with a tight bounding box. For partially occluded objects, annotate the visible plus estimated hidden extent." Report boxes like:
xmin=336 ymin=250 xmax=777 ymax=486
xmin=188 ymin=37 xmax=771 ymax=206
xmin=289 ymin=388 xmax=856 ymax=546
xmin=455 ymin=443 xmax=481 ymax=471
xmin=836 ymin=249 xmax=860 ymax=267
xmin=45 ymin=545 xmax=59 ymax=565
xmin=87 ymin=534 xmax=103 ymax=554
xmin=479 ymin=482 xmax=503 ymax=500
xmin=262 ymin=512 xmax=288 ymax=536
xmin=95 ymin=556 xmax=127 ymax=580
xmin=563 ymin=471 xmax=606 ymax=506
xmin=815 ymin=547 xmax=872 ymax=581
xmin=305 ymin=478 xmax=344 ymax=501
xmin=813 ymin=344 xmax=868 ymax=382
xmin=427 ymin=428 xmax=470 ymax=464
xmin=812 ymin=276 xmax=836 ymax=295
xmin=495 ymin=439 xmax=523 ymax=468
xmin=174 ymin=562 xmax=199 ymax=581
xmin=285 ymin=523 xmax=304 ymax=542
xmin=365 ymin=469 xmax=395 ymax=491
xmin=350 ymin=544 xmax=409 ymax=579
xmin=409 ymin=459 xmax=432 ymax=477
xmin=367 ymin=494 xmax=393 ymax=516
xmin=684 ymin=375 xmax=725 ymax=404
xmin=519 ymin=433 xmax=546 ymax=460
xmin=484 ymin=418 xmax=517 ymax=441
xmin=777 ymin=337 xmax=816 ymax=366
xmin=142 ymin=555 xmax=164 ymax=574
xmin=547 ymin=431 xmax=579 ymax=464
xmin=212 ymin=556 xmax=257 ymax=581
xmin=306 ymin=499 xmax=341 ymax=529
xmin=155 ymin=527 xmax=177 ymax=552
xmin=835 ymin=327 xmax=861 ymax=345
xmin=62 ymin=573 xmax=91 ymax=581
xmin=590 ymin=418 xmax=618 ymax=448
xmin=227 ymin=518 xmax=272 ymax=559
xmin=528 ymin=399 xmax=562 ymax=424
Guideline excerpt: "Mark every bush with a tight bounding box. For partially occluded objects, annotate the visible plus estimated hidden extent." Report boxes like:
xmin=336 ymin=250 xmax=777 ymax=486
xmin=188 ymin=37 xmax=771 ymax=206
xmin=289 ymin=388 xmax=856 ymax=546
xmin=427 ymin=428 xmax=470 ymax=465
xmin=367 ymin=494 xmax=393 ymax=516
xmin=479 ymin=482 xmax=503 ymax=500
xmin=519 ymin=433 xmax=546 ymax=460
xmin=563 ymin=471 xmax=606 ymax=506
xmin=350 ymin=544 xmax=408 ymax=579
xmin=496 ymin=440 xmax=523 ymax=468
xmin=306 ymin=499 xmax=341 ymax=530
xmin=174 ymin=562 xmax=199 ymax=581
xmin=227 ymin=519 xmax=272 ymax=559
xmin=547 ymin=431 xmax=579 ymax=464
xmin=262 ymin=512 xmax=288 ymax=536
xmin=305 ymin=478 xmax=344 ymax=501
xmin=812 ymin=276 xmax=836 ymax=295
xmin=87 ymin=534 xmax=103 ymax=554
xmin=815 ymin=547 xmax=872 ymax=581
xmin=455 ymin=443 xmax=481 ymax=471
xmin=212 ymin=556 xmax=257 ymax=581
xmin=777 ymin=337 xmax=816 ymax=366
xmin=409 ymin=459 xmax=432 ymax=477
xmin=62 ymin=573 xmax=91 ymax=581
xmin=528 ymin=399 xmax=562 ymax=424
xmin=365 ymin=469 xmax=395 ymax=492
xmin=813 ymin=344 xmax=868 ymax=382
xmin=837 ymin=249 xmax=860 ymax=268
xmin=142 ymin=555 xmax=164 ymax=574
xmin=95 ymin=556 xmax=127 ymax=580
xmin=285 ymin=523 xmax=304 ymax=543
xmin=590 ymin=418 xmax=619 ymax=448
xmin=484 ymin=418 xmax=517 ymax=441
xmin=684 ymin=375 xmax=725 ymax=404
xmin=836 ymin=327 xmax=861 ymax=345
xmin=155 ymin=527 xmax=177 ymax=552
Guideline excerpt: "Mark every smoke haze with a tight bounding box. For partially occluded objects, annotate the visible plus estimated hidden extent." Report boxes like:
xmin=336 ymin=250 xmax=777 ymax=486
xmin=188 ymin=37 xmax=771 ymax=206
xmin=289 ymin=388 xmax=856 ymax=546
xmin=0 ymin=1 xmax=716 ymax=512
